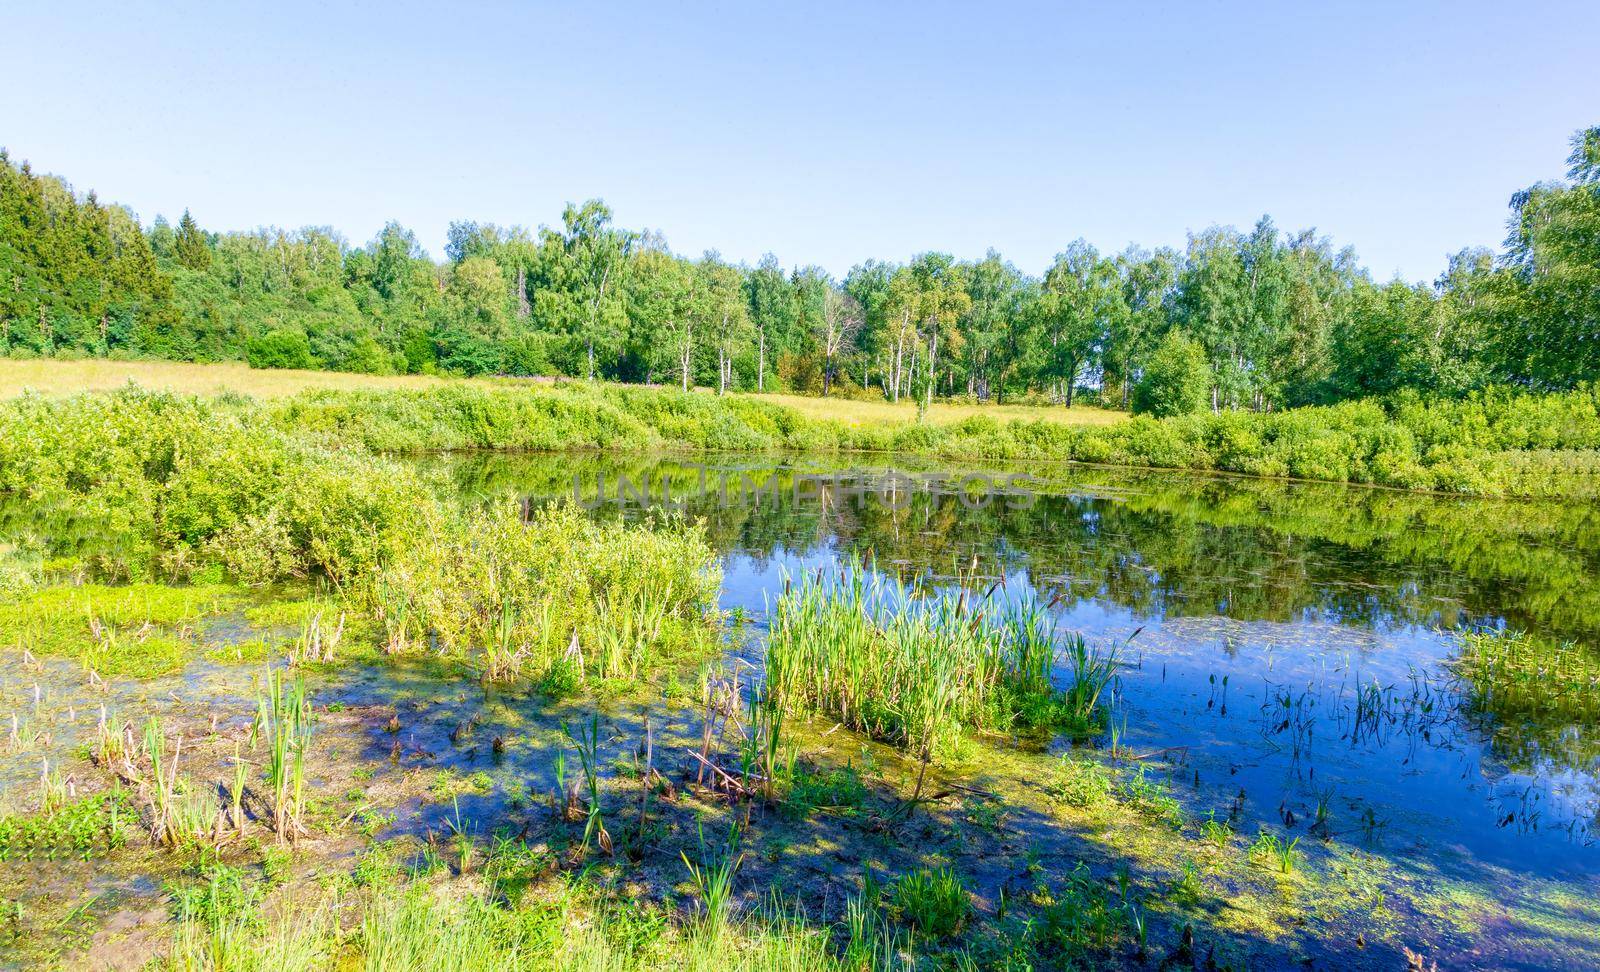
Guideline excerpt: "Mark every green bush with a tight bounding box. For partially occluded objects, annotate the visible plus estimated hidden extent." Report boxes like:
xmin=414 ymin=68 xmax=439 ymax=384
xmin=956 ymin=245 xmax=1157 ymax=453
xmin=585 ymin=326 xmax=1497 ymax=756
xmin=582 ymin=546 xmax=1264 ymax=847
xmin=0 ymin=390 xmax=723 ymax=684
xmin=245 ymin=330 xmax=315 ymax=370
xmin=1133 ymin=333 xmax=1211 ymax=417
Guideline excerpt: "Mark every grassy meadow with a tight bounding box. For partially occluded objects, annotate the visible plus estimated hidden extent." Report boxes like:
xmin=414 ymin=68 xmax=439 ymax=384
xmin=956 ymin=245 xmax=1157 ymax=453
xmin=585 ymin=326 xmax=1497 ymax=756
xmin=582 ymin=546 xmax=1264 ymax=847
xmin=741 ymin=390 xmax=1126 ymax=428
xmin=0 ymin=358 xmax=465 ymax=399
xmin=0 ymin=360 xmax=1122 ymax=428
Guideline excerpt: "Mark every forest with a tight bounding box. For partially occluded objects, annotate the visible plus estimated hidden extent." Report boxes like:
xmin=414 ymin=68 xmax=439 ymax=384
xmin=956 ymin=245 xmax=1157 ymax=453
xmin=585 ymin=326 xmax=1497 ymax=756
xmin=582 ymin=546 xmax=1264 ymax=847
xmin=0 ymin=125 xmax=1596 ymax=416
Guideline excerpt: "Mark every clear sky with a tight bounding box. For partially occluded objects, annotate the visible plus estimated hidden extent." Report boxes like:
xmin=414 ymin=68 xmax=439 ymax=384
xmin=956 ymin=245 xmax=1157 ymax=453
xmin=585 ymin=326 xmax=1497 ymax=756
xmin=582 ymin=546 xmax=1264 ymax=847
xmin=3 ymin=1 xmax=1595 ymax=283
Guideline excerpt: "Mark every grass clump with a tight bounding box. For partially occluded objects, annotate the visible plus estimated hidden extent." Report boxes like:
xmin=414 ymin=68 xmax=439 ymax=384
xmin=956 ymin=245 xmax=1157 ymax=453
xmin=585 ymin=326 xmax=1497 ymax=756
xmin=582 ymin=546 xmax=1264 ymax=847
xmin=782 ymin=763 xmax=870 ymax=819
xmin=1049 ymin=753 xmax=1114 ymax=809
xmin=1034 ymin=862 xmax=1136 ymax=962
xmin=1119 ymin=768 xmax=1186 ymax=829
xmin=890 ymin=867 xmax=970 ymax=939
xmin=767 ymin=562 xmax=1118 ymax=767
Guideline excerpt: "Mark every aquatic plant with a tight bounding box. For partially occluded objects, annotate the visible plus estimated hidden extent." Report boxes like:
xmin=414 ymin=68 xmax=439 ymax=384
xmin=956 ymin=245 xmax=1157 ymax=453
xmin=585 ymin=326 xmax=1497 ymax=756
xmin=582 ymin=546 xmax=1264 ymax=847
xmin=681 ymin=821 xmax=744 ymax=939
xmin=890 ymin=867 xmax=970 ymax=939
xmin=1455 ymin=629 xmax=1600 ymax=723
xmin=1248 ymin=831 xmax=1301 ymax=875
xmin=1200 ymin=811 xmax=1233 ymax=849
xmin=0 ymin=790 xmax=130 ymax=862
xmin=257 ymin=669 xmax=314 ymax=843
xmin=563 ymin=714 xmax=610 ymax=855
xmin=767 ymin=561 xmax=1119 ymax=773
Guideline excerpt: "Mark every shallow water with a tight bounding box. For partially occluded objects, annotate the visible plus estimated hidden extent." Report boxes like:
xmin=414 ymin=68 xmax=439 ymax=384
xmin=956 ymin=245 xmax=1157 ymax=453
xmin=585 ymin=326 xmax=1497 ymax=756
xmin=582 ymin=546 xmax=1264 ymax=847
xmin=5 ymin=450 xmax=1600 ymax=969
xmin=444 ymin=452 xmax=1600 ymax=915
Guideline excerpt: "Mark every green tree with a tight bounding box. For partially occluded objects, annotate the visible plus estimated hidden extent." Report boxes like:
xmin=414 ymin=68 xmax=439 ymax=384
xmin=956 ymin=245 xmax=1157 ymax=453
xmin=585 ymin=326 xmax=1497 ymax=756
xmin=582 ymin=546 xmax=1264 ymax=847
xmin=744 ymin=254 xmax=797 ymax=391
xmin=174 ymin=210 xmax=211 ymax=271
xmin=699 ymin=254 xmax=750 ymax=393
xmin=1493 ymin=125 xmax=1600 ymax=388
xmin=908 ymin=253 xmax=970 ymax=410
xmin=1039 ymin=241 xmax=1119 ymax=407
xmin=1133 ymin=331 xmax=1211 ymax=416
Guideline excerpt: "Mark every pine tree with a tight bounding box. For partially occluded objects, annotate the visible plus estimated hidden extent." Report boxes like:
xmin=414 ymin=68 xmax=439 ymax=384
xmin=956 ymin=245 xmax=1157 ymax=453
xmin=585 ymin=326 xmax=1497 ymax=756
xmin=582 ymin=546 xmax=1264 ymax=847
xmin=174 ymin=210 xmax=211 ymax=271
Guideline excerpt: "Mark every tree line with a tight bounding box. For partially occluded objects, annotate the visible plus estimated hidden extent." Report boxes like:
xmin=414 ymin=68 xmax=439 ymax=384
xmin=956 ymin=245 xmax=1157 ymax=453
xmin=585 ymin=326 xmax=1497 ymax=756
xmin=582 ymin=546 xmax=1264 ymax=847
xmin=1 ymin=125 xmax=1595 ymax=415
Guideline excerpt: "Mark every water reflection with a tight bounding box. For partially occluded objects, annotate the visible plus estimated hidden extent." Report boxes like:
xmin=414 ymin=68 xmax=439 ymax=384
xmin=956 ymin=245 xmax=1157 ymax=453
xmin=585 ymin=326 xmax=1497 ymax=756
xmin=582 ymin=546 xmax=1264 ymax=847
xmin=433 ymin=451 xmax=1600 ymax=877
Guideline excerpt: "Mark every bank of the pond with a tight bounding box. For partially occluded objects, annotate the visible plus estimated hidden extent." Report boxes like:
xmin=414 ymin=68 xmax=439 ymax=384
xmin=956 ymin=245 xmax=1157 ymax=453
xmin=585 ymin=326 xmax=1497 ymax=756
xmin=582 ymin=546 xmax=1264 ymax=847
xmin=271 ymin=381 xmax=1600 ymax=499
xmin=0 ymin=389 xmax=723 ymax=685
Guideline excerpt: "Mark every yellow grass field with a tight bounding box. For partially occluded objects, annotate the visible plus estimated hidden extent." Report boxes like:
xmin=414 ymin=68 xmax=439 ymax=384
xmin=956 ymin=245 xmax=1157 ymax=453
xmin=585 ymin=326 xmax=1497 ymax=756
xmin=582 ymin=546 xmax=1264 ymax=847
xmin=740 ymin=391 xmax=1127 ymax=428
xmin=0 ymin=359 xmax=1129 ymax=428
xmin=0 ymin=359 xmax=462 ymax=399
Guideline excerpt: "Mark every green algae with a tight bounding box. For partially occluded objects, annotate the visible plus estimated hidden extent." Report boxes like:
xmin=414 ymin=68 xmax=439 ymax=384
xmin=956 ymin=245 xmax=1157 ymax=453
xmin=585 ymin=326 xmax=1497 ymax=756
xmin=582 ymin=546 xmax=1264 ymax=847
xmin=0 ymin=581 xmax=245 ymax=676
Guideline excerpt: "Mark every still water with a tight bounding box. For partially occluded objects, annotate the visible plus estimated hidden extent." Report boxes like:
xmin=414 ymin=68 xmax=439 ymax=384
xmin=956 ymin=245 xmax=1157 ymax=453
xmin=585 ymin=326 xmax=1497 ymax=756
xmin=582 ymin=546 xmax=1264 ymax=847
xmin=442 ymin=450 xmax=1600 ymax=884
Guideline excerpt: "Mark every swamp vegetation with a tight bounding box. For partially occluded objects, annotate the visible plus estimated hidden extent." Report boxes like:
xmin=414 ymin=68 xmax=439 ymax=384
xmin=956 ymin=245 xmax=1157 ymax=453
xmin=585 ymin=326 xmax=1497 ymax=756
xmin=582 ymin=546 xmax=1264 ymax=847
xmin=0 ymin=387 xmax=1599 ymax=970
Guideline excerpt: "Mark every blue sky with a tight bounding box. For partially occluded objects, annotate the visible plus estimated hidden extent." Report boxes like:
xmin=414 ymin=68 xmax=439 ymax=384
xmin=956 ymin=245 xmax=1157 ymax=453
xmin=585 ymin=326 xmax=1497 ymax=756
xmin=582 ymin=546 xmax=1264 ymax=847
xmin=3 ymin=1 xmax=1595 ymax=282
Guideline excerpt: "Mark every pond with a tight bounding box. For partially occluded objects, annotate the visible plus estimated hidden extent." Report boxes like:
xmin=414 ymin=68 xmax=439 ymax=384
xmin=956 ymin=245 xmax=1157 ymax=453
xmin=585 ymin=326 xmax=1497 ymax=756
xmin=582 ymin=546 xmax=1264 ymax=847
xmin=439 ymin=449 xmax=1600 ymax=965
xmin=4 ymin=449 xmax=1600 ymax=970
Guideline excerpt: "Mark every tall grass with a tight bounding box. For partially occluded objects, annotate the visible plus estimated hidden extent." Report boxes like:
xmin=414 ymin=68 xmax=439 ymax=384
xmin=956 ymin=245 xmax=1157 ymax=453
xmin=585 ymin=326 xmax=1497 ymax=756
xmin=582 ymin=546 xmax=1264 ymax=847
xmin=257 ymin=669 xmax=313 ymax=842
xmin=681 ymin=822 xmax=744 ymax=939
xmin=370 ymin=501 xmax=720 ymax=685
xmin=161 ymin=871 xmax=909 ymax=972
xmin=766 ymin=562 xmax=1118 ymax=771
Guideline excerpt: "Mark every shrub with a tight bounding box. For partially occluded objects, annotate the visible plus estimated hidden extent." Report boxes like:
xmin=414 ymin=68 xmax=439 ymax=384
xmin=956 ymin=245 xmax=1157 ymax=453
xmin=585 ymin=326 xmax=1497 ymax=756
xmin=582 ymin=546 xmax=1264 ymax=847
xmin=245 ymin=330 xmax=315 ymax=370
xmin=0 ymin=390 xmax=725 ymax=684
xmin=1133 ymin=333 xmax=1211 ymax=417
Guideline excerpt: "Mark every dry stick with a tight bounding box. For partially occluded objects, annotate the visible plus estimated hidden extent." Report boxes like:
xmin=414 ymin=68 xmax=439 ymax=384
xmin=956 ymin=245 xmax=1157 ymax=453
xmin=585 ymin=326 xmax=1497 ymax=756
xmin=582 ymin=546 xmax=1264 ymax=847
xmin=1126 ymin=745 xmax=1191 ymax=762
xmin=687 ymin=750 xmax=755 ymax=798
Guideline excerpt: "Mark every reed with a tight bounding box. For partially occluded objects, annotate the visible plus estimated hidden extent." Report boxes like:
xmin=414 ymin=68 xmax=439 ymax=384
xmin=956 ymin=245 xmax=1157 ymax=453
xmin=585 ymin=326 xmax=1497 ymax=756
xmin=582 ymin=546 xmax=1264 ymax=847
xmin=562 ymin=714 xmax=610 ymax=854
xmin=740 ymin=686 xmax=793 ymax=804
xmin=257 ymin=669 xmax=314 ymax=842
xmin=682 ymin=821 xmax=744 ymax=940
xmin=366 ymin=501 xmax=720 ymax=686
xmin=289 ymin=611 xmax=342 ymax=666
xmin=142 ymin=717 xmax=226 ymax=847
xmin=767 ymin=561 xmax=1119 ymax=768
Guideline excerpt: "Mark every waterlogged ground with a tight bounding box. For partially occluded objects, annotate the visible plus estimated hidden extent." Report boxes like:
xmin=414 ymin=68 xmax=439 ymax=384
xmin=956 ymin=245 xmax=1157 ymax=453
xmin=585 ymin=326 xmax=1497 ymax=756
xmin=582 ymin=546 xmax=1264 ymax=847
xmin=2 ymin=451 xmax=1599 ymax=969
